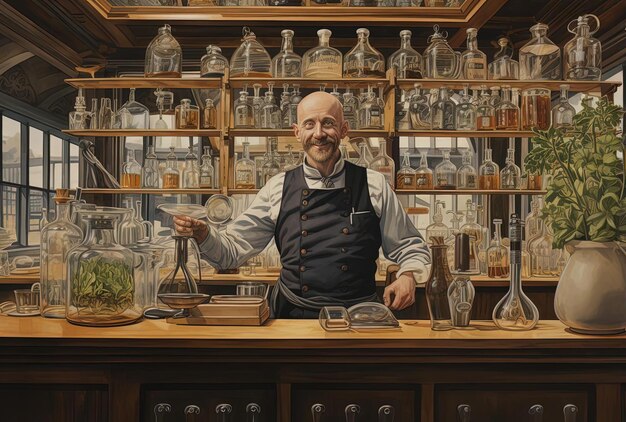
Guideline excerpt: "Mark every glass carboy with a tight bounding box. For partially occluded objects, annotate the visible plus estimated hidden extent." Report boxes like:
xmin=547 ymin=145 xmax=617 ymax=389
xmin=118 ymin=88 xmax=149 ymax=129
xmin=423 ymin=25 xmax=460 ymax=79
xmin=387 ymin=30 xmax=422 ymax=79
xmin=303 ymin=29 xmax=342 ymax=79
xmin=200 ymin=45 xmax=228 ymax=77
xmin=369 ymin=140 xmax=395 ymax=188
xmin=142 ymin=145 xmax=160 ymax=188
xmin=230 ymin=27 xmax=272 ymax=77
xmin=40 ymin=189 xmax=83 ymax=318
xmin=456 ymin=149 xmax=477 ymax=189
xmin=564 ymin=14 xmax=601 ymax=81
xmin=460 ymin=28 xmax=487 ymax=79
xmin=519 ymin=23 xmax=561 ymax=80
xmin=144 ymin=24 xmax=182 ymax=78
xmin=344 ymin=28 xmax=385 ymax=78
xmin=434 ymin=149 xmax=456 ymax=190
xmin=489 ymin=38 xmax=519 ymax=80
xmin=67 ymin=208 xmax=141 ymax=327
xmin=552 ymin=84 xmax=576 ymax=129
xmin=272 ymin=30 xmax=302 ymax=77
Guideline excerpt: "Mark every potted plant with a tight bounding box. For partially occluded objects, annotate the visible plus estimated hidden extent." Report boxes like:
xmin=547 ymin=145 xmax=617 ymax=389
xmin=524 ymin=96 xmax=626 ymax=334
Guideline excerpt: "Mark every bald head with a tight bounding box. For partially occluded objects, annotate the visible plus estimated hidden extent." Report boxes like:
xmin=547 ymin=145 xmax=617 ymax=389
xmin=296 ymin=91 xmax=344 ymax=124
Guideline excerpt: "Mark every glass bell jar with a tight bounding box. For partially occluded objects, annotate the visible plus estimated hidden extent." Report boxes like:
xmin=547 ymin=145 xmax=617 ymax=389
xmin=230 ymin=27 xmax=272 ymax=78
xmin=423 ymin=25 xmax=461 ymax=79
xmin=144 ymin=24 xmax=182 ymax=78
xmin=200 ymin=45 xmax=228 ymax=78
xmin=563 ymin=14 xmax=602 ymax=81
xmin=519 ymin=23 xmax=561 ymax=80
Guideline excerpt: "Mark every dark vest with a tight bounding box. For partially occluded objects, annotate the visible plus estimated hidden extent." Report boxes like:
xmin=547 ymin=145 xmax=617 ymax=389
xmin=273 ymin=162 xmax=382 ymax=318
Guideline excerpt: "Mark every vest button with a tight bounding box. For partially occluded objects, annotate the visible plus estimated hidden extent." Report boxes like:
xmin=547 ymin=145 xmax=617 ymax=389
xmin=300 ymin=248 xmax=307 ymax=256
xmin=301 ymin=230 xmax=308 ymax=237
xmin=302 ymin=200 xmax=308 ymax=206
xmin=341 ymin=265 xmax=349 ymax=271
xmin=299 ymin=265 xmax=306 ymax=272
xmin=301 ymin=214 xmax=308 ymax=221
xmin=341 ymin=247 xmax=347 ymax=253
xmin=302 ymin=189 xmax=309 ymax=196
xmin=342 ymin=227 xmax=349 ymax=235
xmin=302 ymin=285 xmax=309 ymax=293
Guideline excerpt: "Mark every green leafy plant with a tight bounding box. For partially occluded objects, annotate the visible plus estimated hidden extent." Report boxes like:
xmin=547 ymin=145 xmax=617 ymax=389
xmin=524 ymin=97 xmax=625 ymax=249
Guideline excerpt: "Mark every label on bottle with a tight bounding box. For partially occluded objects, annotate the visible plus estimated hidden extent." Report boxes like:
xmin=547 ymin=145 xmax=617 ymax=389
xmin=304 ymin=57 xmax=341 ymax=78
xmin=465 ymin=58 xmax=486 ymax=79
xmin=465 ymin=174 xmax=476 ymax=188
xmin=370 ymin=109 xmax=380 ymax=116
xmin=481 ymin=117 xmax=491 ymax=128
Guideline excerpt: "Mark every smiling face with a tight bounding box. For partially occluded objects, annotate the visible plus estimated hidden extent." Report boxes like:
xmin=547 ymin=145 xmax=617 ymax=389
xmin=293 ymin=92 xmax=349 ymax=169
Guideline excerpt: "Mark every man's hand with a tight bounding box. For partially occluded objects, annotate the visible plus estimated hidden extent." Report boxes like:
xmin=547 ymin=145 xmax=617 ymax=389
xmin=383 ymin=273 xmax=416 ymax=310
xmin=173 ymin=215 xmax=209 ymax=244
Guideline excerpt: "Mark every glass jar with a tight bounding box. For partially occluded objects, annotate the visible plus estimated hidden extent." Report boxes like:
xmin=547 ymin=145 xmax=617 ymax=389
xmin=261 ymin=83 xmax=281 ymax=129
xmin=478 ymin=148 xmax=499 ymax=189
xmin=396 ymin=151 xmax=415 ymax=189
xmin=230 ymin=27 xmax=272 ymax=78
xmin=182 ymin=145 xmax=200 ymax=189
xmin=369 ymin=140 xmax=395 ymax=188
xmin=552 ymin=84 xmax=576 ymax=130
xmin=272 ymin=30 xmax=302 ymax=78
xmin=234 ymin=91 xmax=255 ymax=128
xmin=431 ymin=87 xmax=455 ymax=130
xmin=40 ymin=190 xmax=83 ymax=318
xmin=202 ymin=98 xmax=217 ymax=129
xmin=121 ymin=149 xmax=142 ymax=189
xmin=488 ymin=38 xmax=519 ymax=80
xmin=564 ymin=14 xmax=601 ymax=81
xmin=455 ymin=85 xmax=477 ymax=131
xmin=141 ymin=145 xmax=160 ymax=189
xmin=521 ymin=88 xmax=551 ymax=130
xmin=388 ymin=30 xmax=422 ymax=79
xmin=435 ymin=149 xmax=457 ymax=190
xmin=495 ymin=86 xmax=519 ymax=130
xmin=344 ymin=28 xmax=385 ymax=78
xmin=303 ymin=29 xmax=342 ymax=79
xmin=487 ymin=218 xmax=509 ymax=278
xmin=519 ymin=23 xmax=561 ymax=80
xmin=144 ymin=24 xmax=182 ymax=78
xmin=456 ymin=149 xmax=477 ymax=189
xmin=235 ymin=141 xmax=256 ymax=189
xmin=118 ymin=88 xmax=150 ymax=130
xmin=67 ymin=209 xmax=141 ymax=327
xmin=460 ymin=28 xmax=487 ymax=79
xmin=425 ymin=238 xmax=453 ymax=331
xmin=415 ymin=150 xmax=433 ymax=189
xmin=175 ymin=99 xmax=200 ymax=129
xmin=425 ymin=201 xmax=449 ymax=244
xmin=500 ymin=148 xmax=521 ymax=189
xmin=408 ymin=84 xmax=431 ymax=130
xmin=358 ymin=89 xmax=384 ymax=129
xmin=476 ymin=86 xmax=495 ymax=130
xmin=423 ymin=25 xmax=461 ymax=79
xmin=200 ymin=45 xmax=228 ymax=78
xmin=163 ymin=146 xmax=180 ymax=189
xmin=342 ymin=90 xmax=360 ymax=130
xmin=69 ymin=88 xmax=89 ymax=130
xmin=199 ymin=147 xmax=215 ymax=189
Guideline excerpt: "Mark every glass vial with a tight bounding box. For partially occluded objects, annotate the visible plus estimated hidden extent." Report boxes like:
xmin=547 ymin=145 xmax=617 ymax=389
xmin=460 ymin=28 xmax=487 ymax=79
xmin=272 ymin=29 xmax=302 ymax=77
xmin=202 ymin=98 xmax=217 ymax=129
xmin=435 ymin=149 xmax=457 ymax=190
xmin=303 ymin=29 xmax=343 ymax=79
xmin=144 ymin=24 xmax=182 ymax=78
xmin=344 ymin=28 xmax=385 ymax=78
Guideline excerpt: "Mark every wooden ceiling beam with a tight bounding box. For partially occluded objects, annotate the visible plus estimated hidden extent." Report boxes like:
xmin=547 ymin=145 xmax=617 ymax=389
xmin=0 ymin=41 xmax=34 ymax=75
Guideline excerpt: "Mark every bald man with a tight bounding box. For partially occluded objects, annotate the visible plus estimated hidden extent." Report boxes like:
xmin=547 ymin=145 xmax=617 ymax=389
xmin=175 ymin=92 xmax=430 ymax=319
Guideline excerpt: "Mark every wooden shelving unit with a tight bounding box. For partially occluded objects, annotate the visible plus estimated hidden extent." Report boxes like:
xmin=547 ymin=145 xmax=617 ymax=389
xmin=65 ymin=77 xmax=222 ymax=89
xmin=80 ymin=188 xmax=221 ymax=195
xmin=395 ymin=189 xmax=547 ymax=195
xmin=229 ymin=76 xmax=391 ymax=90
xmin=396 ymin=130 xmax=535 ymax=138
xmin=228 ymin=128 xmax=390 ymax=138
xmin=63 ymin=129 xmax=222 ymax=137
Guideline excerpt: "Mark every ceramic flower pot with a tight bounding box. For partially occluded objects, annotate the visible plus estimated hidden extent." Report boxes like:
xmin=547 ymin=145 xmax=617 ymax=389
xmin=554 ymin=241 xmax=626 ymax=335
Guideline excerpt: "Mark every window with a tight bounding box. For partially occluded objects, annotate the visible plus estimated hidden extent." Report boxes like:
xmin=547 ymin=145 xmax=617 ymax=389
xmin=0 ymin=111 xmax=78 ymax=248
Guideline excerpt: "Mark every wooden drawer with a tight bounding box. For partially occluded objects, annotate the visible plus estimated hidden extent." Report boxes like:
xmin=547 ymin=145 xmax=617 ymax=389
xmin=435 ymin=384 xmax=592 ymax=422
xmin=142 ymin=384 xmax=276 ymax=422
xmin=292 ymin=384 xmax=419 ymax=422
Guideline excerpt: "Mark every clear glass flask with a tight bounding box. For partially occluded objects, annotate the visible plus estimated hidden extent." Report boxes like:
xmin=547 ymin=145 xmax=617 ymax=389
xmin=415 ymin=150 xmax=434 ymax=189
xmin=69 ymin=88 xmax=89 ymax=130
xmin=142 ymin=145 xmax=160 ymax=189
xmin=478 ymin=147 xmax=499 ymax=189
xmin=200 ymin=45 xmax=228 ymax=77
xmin=230 ymin=27 xmax=272 ymax=77
xmin=272 ymin=29 xmax=302 ymax=78
xmin=487 ymin=218 xmax=509 ymax=278
xmin=552 ymin=84 xmax=576 ymax=130
xmin=455 ymin=85 xmax=477 ymax=130
xmin=563 ymin=14 xmax=601 ymax=81
xmin=488 ymin=37 xmax=519 ymax=80
xmin=199 ymin=147 xmax=215 ymax=189
xmin=303 ymin=29 xmax=343 ymax=79
xmin=358 ymin=88 xmax=384 ymax=129
xmin=175 ymin=99 xmax=200 ymax=129
xmin=344 ymin=28 xmax=385 ymax=78
xmin=118 ymin=88 xmax=150 ymax=129
xmin=235 ymin=141 xmax=256 ymax=189
xmin=162 ymin=146 xmax=180 ymax=189
xmin=435 ymin=149 xmax=457 ymax=190
xmin=182 ymin=145 xmax=200 ymax=188
xmin=456 ymin=149 xmax=477 ymax=189
xmin=396 ymin=151 xmax=415 ymax=189
xmin=495 ymin=85 xmax=519 ymax=130
xmin=460 ymin=28 xmax=487 ymax=79
xmin=500 ymin=148 xmax=521 ymax=189
xmin=145 ymin=24 xmax=182 ymax=78
xmin=121 ymin=149 xmax=142 ymax=189
xmin=388 ymin=30 xmax=422 ymax=79
xmin=431 ymin=87 xmax=455 ymax=130
xmin=354 ymin=143 xmax=370 ymax=168
xmin=519 ymin=23 xmax=561 ymax=80
xmin=423 ymin=25 xmax=461 ymax=79
xmin=369 ymin=140 xmax=395 ymax=188
xmin=233 ymin=91 xmax=255 ymax=128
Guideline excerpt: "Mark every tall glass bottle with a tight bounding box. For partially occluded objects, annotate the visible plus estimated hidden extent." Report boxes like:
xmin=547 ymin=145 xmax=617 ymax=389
xmin=529 ymin=221 xmax=560 ymax=276
xmin=142 ymin=145 xmax=160 ymax=188
xmin=478 ymin=148 xmax=499 ymax=189
xmin=251 ymin=84 xmax=264 ymax=128
xmin=163 ymin=146 xmax=180 ymax=189
xmin=456 ymin=149 xmax=477 ymax=189
xmin=118 ymin=88 xmax=150 ymax=129
xmin=388 ymin=30 xmax=422 ymax=79
xmin=98 ymin=98 xmax=113 ymax=130
xmin=200 ymin=98 xmax=217 ymax=129
xmin=488 ymin=38 xmax=519 ymax=80
xmin=435 ymin=149 xmax=457 ymax=190
xmin=425 ymin=201 xmax=449 ymax=242
xmin=396 ymin=151 xmax=416 ymax=189
xmin=552 ymin=84 xmax=576 ymax=130
xmin=415 ymin=150 xmax=434 ymax=189
xmin=199 ymin=147 xmax=215 ymax=189
xmin=182 ymin=145 xmax=200 ymax=188
xmin=431 ymin=88 xmax=455 ymax=130
xmin=235 ymin=141 xmax=256 ymax=189
xmin=303 ymin=29 xmax=343 ymax=79
xmin=344 ymin=28 xmax=385 ymax=78
xmin=230 ymin=27 xmax=272 ymax=77
xmin=175 ymin=99 xmax=200 ymax=129
xmin=460 ymin=28 xmax=487 ymax=79
xmin=145 ymin=24 xmax=182 ymax=78
xmin=69 ymin=88 xmax=89 ymax=130
xmin=563 ymin=14 xmax=601 ymax=81
xmin=272 ymin=29 xmax=302 ymax=77
xmin=121 ymin=149 xmax=142 ymax=189
xmin=369 ymin=140 xmax=395 ymax=188
xmin=40 ymin=189 xmax=83 ymax=318
xmin=261 ymin=83 xmax=281 ymax=129
xmin=493 ymin=214 xmax=539 ymax=330
xmin=455 ymin=85 xmax=477 ymax=131
xmin=521 ymin=88 xmax=551 ymax=130
xmin=487 ymin=218 xmax=509 ymax=278
xmin=261 ymin=138 xmax=281 ymax=187
xmin=354 ymin=143 xmax=370 ymax=168
xmin=200 ymin=45 xmax=228 ymax=77
xmin=425 ymin=237 xmax=453 ymax=331
xmin=342 ymin=89 xmax=360 ymax=130
xmin=409 ymin=84 xmax=431 ymax=130
xmin=460 ymin=200 xmax=482 ymax=273
xmin=500 ymin=148 xmax=521 ymax=189
xmin=288 ymin=85 xmax=302 ymax=128
xmin=476 ymin=86 xmax=496 ymax=130
xmin=519 ymin=23 xmax=561 ymax=80
xmin=358 ymin=89 xmax=384 ymax=129
xmin=495 ymin=86 xmax=519 ymax=130
xmin=279 ymin=84 xmax=292 ymax=129
xmin=234 ymin=91 xmax=254 ymax=128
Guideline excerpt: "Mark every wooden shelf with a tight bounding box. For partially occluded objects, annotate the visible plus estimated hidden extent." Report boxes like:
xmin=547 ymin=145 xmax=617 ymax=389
xmin=0 ymin=274 xmax=40 ymax=285
xmin=228 ymin=188 xmax=260 ymax=195
xmin=229 ymin=76 xmax=390 ymax=89
xmin=65 ymin=77 xmax=222 ymax=89
xmin=395 ymin=189 xmax=547 ymax=195
xmin=397 ymin=130 xmax=535 ymax=138
xmin=81 ymin=188 xmax=221 ymax=195
xmin=63 ymin=129 xmax=222 ymax=137
xmin=469 ymin=276 xmax=559 ymax=288
xmin=228 ymin=129 xmax=390 ymax=138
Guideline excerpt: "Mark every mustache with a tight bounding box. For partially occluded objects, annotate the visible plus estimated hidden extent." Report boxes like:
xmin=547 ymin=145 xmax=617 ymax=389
xmin=306 ymin=137 xmax=339 ymax=147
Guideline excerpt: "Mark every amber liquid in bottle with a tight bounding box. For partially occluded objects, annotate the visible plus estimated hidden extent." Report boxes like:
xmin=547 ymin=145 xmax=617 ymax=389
xmin=175 ymin=109 xmax=200 ymax=129
xmin=415 ymin=173 xmax=433 ymax=190
xmin=488 ymin=264 xmax=510 ymax=278
xmin=527 ymin=174 xmax=542 ymax=190
xmin=163 ymin=173 xmax=180 ymax=189
xmin=477 ymin=115 xmax=496 ymax=130
xmin=396 ymin=174 xmax=416 ymax=189
xmin=521 ymin=95 xmax=551 ymax=130
xmin=121 ymin=174 xmax=141 ymax=188
xmin=496 ymin=109 xmax=519 ymax=130
xmin=479 ymin=174 xmax=499 ymax=189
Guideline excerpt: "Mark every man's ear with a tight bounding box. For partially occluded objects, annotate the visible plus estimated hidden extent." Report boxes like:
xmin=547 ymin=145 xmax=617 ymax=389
xmin=340 ymin=120 xmax=349 ymax=140
xmin=292 ymin=123 xmax=299 ymax=139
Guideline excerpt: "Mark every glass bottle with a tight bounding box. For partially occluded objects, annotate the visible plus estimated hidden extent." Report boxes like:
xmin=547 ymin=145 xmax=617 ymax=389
xmin=425 ymin=237 xmax=453 ymax=331
xmin=283 ymin=144 xmax=299 ymax=171
xmin=69 ymin=88 xmax=89 ymax=130
xmin=396 ymin=89 xmax=410 ymax=131
xmin=342 ymin=89 xmax=360 ymax=130
xmin=552 ymin=84 xmax=576 ymax=130
xmin=118 ymin=88 xmax=150 ymax=129
xmin=182 ymin=145 xmax=200 ymax=188
xmin=279 ymin=84 xmax=292 ymax=129
xmin=476 ymin=86 xmax=495 ymax=130
xmin=456 ymin=149 xmax=477 ymax=189
xmin=40 ymin=207 xmax=49 ymax=231
xmin=142 ymin=145 xmax=160 ymax=189
xmin=495 ymin=86 xmax=519 ymax=130
xmin=388 ymin=30 xmax=422 ymax=79
xmin=344 ymin=28 xmax=385 ymax=78
xmin=154 ymin=89 xmax=173 ymax=129
xmin=529 ymin=221 xmax=559 ymax=276
xmin=431 ymin=87 xmax=455 ymax=130
xmin=235 ymin=141 xmax=256 ymax=189
xmin=175 ymin=99 xmax=200 ymax=129
xmin=493 ymin=214 xmax=539 ymax=330
xmin=88 ymin=98 xmax=99 ymax=129
xmin=67 ymin=209 xmax=140 ymax=327
xmin=423 ymin=25 xmax=461 ymax=79
xmin=288 ymin=85 xmax=302 ymax=128
xmin=200 ymin=45 xmax=228 ymax=77
xmin=525 ymin=197 xmax=543 ymax=245
xmin=252 ymin=84 xmax=264 ymax=128
xmin=202 ymin=98 xmax=217 ymax=129
xmin=460 ymin=28 xmax=487 ymax=79
xmin=488 ymin=86 xmax=501 ymax=108
xmin=478 ymin=148 xmax=499 ymax=189
xmin=121 ymin=149 xmax=142 ymax=189
xmin=199 ymin=147 xmax=215 ymax=189
xmin=230 ymin=27 xmax=272 ymax=77
xmin=261 ymin=138 xmax=281 ymax=187
xmin=144 ymin=24 xmax=182 ymax=78
xmin=354 ymin=143 xmax=370 ymax=168
xmin=455 ymin=85 xmax=477 ymax=130
xmin=519 ymin=23 xmax=561 ymax=80
xmin=163 ymin=146 xmax=180 ymax=189
xmin=460 ymin=200 xmax=482 ymax=273
xmin=487 ymin=218 xmax=509 ymax=278
xmin=445 ymin=211 xmax=465 ymax=273
xmin=40 ymin=189 xmax=83 ymax=318
xmin=272 ymin=29 xmax=302 ymax=78
xmin=234 ymin=91 xmax=254 ymax=128
xmin=564 ymin=14 xmax=601 ymax=81
xmin=521 ymin=88 xmax=551 ymax=130
xmin=435 ymin=149 xmax=457 ymax=190
xmin=358 ymin=88 xmax=384 ymax=129
xmin=408 ymin=84 xmax=431 ymax=130
xmin=500 ymin=148 xmax=521 ymax=189
xmin=261 ymin=83 xmax=281 ymax=129
xmin=369 ymin=140 xmax=395 ymax=188
xmin=98 ymin=98 xmax=113 ymax=130
xmin=415 ymin=150 xmax=433 ymax=189
xmin=425 ymin=201 xmax=449 ymax=243
xmin=303 ymin=29 xmax=343 ymax=79
xmin=396 ymin=151 xmax=416 ymax=189
xmin=488 ymin=37 xmax=519 ymax=80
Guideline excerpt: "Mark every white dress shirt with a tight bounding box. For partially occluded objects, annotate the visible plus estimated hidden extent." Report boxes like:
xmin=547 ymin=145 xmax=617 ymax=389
xmin=200 ymin=156 xmax=431 ymax=283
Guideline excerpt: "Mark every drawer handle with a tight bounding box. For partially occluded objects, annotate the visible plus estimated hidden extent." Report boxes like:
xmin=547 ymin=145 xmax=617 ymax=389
xmin=154 ymin=403 xmax=171 ymax=422
xmin=564 ymin=404 xmax=578 ymax=422
xmin=311 ymin=403 xmax=326 ymax=422
xmin=529 ymin=404 xmax=543 ymax=422
xmin=378 ymin=405 xmax=395 ymax=422
xmin=246 ymin=403 xmax=261 ymax=422
xmin=216 ymin=403 xmax=233 ymax=422
xmin=184 ymin=405 xmax=200 ymax=422
xmin=345 ymin=404 xmax=360 ymax=422
xmin=457 ymin=404 xmax=471 ymax=422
